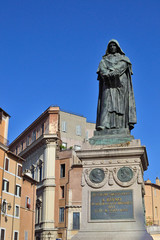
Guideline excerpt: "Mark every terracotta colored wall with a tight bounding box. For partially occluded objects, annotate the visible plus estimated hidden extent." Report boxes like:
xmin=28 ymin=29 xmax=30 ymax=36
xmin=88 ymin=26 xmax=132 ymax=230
xmin=1 ymin=153 xmax=23 ymax=240
xmin=49 ymin=111 xmax=59 ymax=134
xmin=69 ymin=167 xmax=82 ymax=203
xmin=0 ymin=118 xmax=5 ymax=139
xmin=20 ymin=177 xmax=36 ymax=240
xmin=55 ymin=154 xmax=71 ymax=240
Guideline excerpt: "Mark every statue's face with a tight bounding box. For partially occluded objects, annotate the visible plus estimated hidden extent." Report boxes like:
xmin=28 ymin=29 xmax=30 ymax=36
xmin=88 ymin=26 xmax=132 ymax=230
xmin=108 ymin=42 xmax=118 ymax=54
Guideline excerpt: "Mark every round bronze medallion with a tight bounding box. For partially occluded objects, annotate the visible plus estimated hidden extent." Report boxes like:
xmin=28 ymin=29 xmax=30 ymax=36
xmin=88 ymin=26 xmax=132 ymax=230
xmin=89 ymin=168 xmax=105 ymax=183
xmin=117 ymin=167 xmax=133 ymax=182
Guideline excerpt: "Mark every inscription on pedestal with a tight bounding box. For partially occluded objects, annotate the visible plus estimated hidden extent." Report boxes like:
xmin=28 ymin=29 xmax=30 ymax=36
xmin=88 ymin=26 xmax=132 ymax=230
xmin=91 ymin=190 xmax=133 ymax=220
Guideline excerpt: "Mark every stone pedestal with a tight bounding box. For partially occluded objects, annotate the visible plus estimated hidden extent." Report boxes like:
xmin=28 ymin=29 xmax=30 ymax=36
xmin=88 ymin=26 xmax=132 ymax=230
xmin=72 ymin=140 xmax=153 ymax=240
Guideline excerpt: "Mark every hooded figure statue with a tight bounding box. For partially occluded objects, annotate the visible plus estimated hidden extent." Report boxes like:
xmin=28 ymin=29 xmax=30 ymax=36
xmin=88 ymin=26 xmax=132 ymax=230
xmin=96 ymin=39 xmax=137 ymax=131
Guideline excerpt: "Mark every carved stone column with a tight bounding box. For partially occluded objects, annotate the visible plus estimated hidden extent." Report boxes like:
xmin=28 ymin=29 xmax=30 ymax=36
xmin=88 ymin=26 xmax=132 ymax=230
xmin=41 ymin=138 xmax=57 ymax=238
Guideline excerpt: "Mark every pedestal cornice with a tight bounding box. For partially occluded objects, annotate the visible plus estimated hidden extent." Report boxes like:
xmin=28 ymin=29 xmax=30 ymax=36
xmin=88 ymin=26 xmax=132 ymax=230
xmin=77 ymin=140 xmax=148 ymax=171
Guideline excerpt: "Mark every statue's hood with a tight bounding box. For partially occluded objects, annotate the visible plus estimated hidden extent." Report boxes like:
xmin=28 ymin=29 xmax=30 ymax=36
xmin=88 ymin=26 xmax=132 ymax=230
xmin=105 ymin=39 xmax=125 ymax=56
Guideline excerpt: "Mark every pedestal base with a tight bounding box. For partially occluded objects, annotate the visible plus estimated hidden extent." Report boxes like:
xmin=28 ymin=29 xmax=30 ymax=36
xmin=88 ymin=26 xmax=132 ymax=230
xmin=72 ymin=230 xmax=153 ymax=240
xmin=72 ymin=140 xmax=153 ymax=240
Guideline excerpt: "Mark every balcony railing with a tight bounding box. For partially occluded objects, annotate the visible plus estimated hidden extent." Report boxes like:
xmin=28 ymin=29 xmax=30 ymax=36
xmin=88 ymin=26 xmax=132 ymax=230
xmin=0 ymin=135 xmax=9 ymax=146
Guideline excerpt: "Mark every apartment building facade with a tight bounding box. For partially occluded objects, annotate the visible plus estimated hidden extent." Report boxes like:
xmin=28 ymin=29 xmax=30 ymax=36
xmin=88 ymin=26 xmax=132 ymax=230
xmin=55 ymin=150 xmax=82 ymax=240
xmin=0 ymin=108 xmax=23 ymax=240
xmin=20 ymin=171 xmax=37 ymax=240
xmin=10 ymin=106 xmax=60 ymax=239
xmin=144 ymin=178 xmax=160 ymax=226
xmin=60 ymin=110 xmax=95 ymax=150
xmin=144 ymin=178 xmax=160 ymax=239
xmin=9 ymin=106 xmax=95 ymax=239
xmin=0 ymin=108 xmax=37 ymax=240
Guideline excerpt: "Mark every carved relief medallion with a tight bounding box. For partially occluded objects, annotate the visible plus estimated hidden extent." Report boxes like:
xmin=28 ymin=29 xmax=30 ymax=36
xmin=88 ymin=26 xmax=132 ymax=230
xmin=117 ymin=167 xmax=133 ymax=182
xmin=113 ymin=166 xmax=138 ymax=187
xmin=84 ymin=168 xmax=108 ymax=188
xmin=89 ymin=168 xmax=105 ymax=184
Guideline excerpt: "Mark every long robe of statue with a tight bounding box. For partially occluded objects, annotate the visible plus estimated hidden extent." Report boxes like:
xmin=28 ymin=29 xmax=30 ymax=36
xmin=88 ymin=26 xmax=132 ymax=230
xmin=96 ymin=39 xmax=137 ymax=132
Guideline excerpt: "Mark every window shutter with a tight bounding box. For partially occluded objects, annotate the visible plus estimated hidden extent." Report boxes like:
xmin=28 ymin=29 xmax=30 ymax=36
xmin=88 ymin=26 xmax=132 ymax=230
xmin=18 ymin=165 xmax=22 ymax=177
xmin=1 ymin=229 xmax=5 ymax=240
xmin=62 ymin=121 xmax=67 ymax=132
xmin=2 ymin=180 xmax=4 ymax=191
xmin=25 ymin=197 xmax=27 ymax=208
xmin=5 ymin=158 xmax=9 ymax=171
xmin=73 ymin=212 xmax=80 ymax=229
xmin=76 ymin=125 xmax=81 ymax=136
xmin=19 ymin=186 xmax=21 ymax=197
xmin=7 ymin=181 xmax=9 ymax=192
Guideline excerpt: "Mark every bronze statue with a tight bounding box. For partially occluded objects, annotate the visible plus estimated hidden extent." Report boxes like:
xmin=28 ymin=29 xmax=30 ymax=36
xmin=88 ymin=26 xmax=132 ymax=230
xmin=96 ymin=39 xmax=137 ymax=132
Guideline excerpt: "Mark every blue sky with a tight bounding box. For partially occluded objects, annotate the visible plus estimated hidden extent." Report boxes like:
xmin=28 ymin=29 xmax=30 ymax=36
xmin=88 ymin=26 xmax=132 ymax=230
xmin=1 ymin=0 xmax=160 ymax=182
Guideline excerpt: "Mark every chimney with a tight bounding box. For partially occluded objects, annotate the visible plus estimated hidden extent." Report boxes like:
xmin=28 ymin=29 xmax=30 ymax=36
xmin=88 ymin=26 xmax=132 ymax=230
xmin=156 ymin=177 xmax=160 ymax=185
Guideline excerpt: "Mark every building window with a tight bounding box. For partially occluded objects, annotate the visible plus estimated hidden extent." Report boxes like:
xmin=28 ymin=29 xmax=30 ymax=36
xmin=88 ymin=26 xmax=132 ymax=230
xmin=86 ymin=130 xmax=89 ymax=141
xmin=36 ymin=199 xmax=42 ymax=224
xmin=59 ymin=207 xmax=64 ymax=222
xmin=21 ymin=142 xmax=23 ymax=151
xmin=32 ymin=130 xmax=36 ymax=142
xmin=60 ymin=186 xmax=65 ymax=198
xmin=41 ymin=123 xmax=44 ymax=135
xmin=2 ymin=179 xmax=9 ymax=192
xmin=5 ymin=158 xmax=9 ymax=171
xmin=26 ymin=136 xmax=30 ymax=146
xmin=60 ymin=164 xmax=65 ymax=178
xmin=2 ymin=200 xmax=7 ymax=214
xmin=30 ymin=164 xmax=35 ymax=179
xmin=14 ymin=231 xmax=18 ymax=240
xmin=73 ymin=212 xmax=80 ymax=230
xmin=76 ymin=125 xmax=81 ymax=136
xmin=25 ymin=197 xmax=31 ymax=209
xmin=31 ymin=168 xmax=35 ymax=179
xmin=17 ymin=165 xmax=22 ymax=177
xmin=15 ymin=185 xmax=21 ymax=197
xmin=154 ymin=189 xmax=156 ymax=197
xmin=39 ymin=165 xmax=42 ymax=181
xmin=62 ymin=121 xmax=67 ymax=132
xmin=36 ymin=206 xmax=40 ymax=224
xmin=25 ymin=231 xmax=28 ymax=240
xmin=15 ymin=205 xmax=20 ymax=217
xmin=0 ymin=229 xmax=5 ymax=240
xmin=74 ymin=145 xmax=81 ymax=151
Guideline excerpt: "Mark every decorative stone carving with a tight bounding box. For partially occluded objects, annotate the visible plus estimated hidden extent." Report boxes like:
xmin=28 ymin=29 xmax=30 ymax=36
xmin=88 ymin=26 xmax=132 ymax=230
xmin=81 ymin=172 xmax=86 ymax=187
xmin=137 ymin=168 xmax=143 ymax=184
xmin=37 ymin=158 xmax=43 ymax=167
xmin=113 ymin=166 xmax=138 ymax=187
xmin=108 ymin=170 xmax=114 ymax=186
xmin=117 ymin=167 xmax=133 ymax=182
xmin=89 ymin=168 xmax=105 ymax=183
xmin=83 ymin=167 xmax=108 ymax=188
